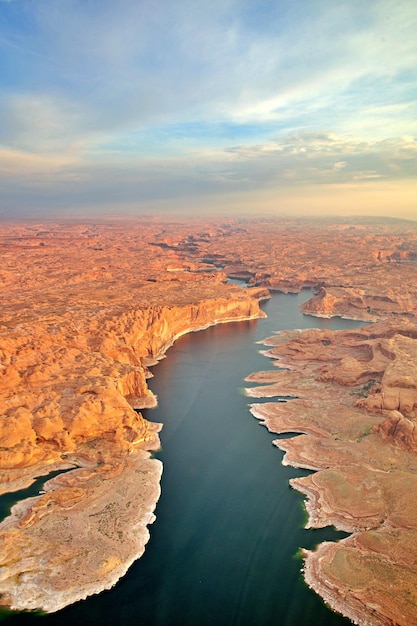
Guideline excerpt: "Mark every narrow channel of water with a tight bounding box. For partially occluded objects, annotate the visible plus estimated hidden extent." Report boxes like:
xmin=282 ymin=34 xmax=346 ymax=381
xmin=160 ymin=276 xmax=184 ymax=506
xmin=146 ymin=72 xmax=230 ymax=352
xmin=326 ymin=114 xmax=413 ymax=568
xmin=2 ymin=292 xmax=366 ymax=626
xmin=0 ymin=469 xmax=75 ymax=524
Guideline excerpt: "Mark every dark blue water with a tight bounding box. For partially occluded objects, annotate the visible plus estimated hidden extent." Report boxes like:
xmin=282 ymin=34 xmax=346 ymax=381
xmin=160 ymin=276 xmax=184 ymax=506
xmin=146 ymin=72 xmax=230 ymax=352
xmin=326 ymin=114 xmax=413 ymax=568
xmin=1 ymin=292 xmax=365 ymax=625
xmin=0 ymin=470 xmax=74 ymax=524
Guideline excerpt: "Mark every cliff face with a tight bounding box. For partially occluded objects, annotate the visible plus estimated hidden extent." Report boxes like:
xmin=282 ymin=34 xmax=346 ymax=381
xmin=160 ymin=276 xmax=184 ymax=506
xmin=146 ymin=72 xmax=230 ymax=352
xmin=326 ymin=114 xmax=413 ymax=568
xmin=301 ymin=285 xmax=417 ymax=320
xmin=357 ymin=333 xmax=417 ymax=418
xmin=0 ymin=219 xmax=267 ymax=613
xmin=0 ymin=285 xmax=265 ymax=612
xmin=1 ymin=216 xmax=417 ymax=620
xmin=95 ymin=294 xmax=265 ymax=365
xmin=0 ymin=291 xmax=265 ymax=472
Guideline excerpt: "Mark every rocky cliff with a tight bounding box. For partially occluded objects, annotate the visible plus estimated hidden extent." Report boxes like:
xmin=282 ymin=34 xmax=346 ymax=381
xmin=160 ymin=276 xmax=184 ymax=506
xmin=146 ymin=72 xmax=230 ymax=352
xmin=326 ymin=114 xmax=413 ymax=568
xmin=0 ymin=219 xmax=267 ymax=612
xmin=1 ymin=215 xmax=417 ymax=620
xmin=0 ymin=293 xmax=265 ymax=473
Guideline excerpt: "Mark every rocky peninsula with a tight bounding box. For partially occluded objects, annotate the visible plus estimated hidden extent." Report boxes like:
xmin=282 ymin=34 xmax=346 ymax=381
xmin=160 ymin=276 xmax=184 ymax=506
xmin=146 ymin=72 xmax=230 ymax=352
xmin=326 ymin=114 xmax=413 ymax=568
xmin=0 ymin=218 xmax=267 ymax=612
xmin=246 ymin=318 xmax=417 ymax=625
xmin=1 ymin=215 xmax=417 ymax=622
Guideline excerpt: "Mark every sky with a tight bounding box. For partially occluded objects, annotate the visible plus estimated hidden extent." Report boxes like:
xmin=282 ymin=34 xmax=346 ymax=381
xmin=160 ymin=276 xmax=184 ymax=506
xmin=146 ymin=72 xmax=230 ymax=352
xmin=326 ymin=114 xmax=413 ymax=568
xmin=0 ymin=0 xmax=416 ymax=220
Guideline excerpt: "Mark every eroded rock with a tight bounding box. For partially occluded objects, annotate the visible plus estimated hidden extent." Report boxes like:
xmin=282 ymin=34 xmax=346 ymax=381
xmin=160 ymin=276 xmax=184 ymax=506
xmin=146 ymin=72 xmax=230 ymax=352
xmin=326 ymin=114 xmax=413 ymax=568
xmin=1 ymin=215 xmax=417 ymax=618
xmin=246 ymin=318 xmax=417 ymax=625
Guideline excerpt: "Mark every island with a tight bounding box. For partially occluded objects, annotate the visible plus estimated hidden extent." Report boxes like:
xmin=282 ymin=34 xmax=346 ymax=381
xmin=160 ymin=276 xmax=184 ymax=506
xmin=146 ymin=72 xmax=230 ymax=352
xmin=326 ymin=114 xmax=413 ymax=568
xmin=1 ymin=215 xmax=416 ymax=624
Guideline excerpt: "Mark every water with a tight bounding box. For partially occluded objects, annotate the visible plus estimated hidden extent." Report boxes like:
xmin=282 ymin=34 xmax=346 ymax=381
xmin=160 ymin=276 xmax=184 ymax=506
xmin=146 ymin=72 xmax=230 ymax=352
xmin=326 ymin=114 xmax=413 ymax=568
xmin=2 ymin=291 xmax=366 ymax=626
xmin=0 ymin=469 xmax=74 ymax=524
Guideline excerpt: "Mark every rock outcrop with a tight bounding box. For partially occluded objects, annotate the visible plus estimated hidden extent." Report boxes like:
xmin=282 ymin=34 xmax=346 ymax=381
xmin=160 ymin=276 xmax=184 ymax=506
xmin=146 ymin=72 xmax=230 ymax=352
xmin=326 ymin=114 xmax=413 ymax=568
xmin=1 ymin=215 xmax=417 ymax=619
xmin=0 ymin=450 xmax=163 ymax=613
xmin=245 ymin=318 xmax=417 ymax=625
xmin=0 ymin=218 xmax=267 ymax=612
xmin=168 ymin=217 xmax=417 ymax=321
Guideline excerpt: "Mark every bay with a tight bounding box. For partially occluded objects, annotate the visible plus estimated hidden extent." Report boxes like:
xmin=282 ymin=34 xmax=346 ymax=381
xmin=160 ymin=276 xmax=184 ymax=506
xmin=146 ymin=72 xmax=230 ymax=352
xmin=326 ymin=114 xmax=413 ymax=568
xmin=2 ymin=291 xmax=366 ymax=625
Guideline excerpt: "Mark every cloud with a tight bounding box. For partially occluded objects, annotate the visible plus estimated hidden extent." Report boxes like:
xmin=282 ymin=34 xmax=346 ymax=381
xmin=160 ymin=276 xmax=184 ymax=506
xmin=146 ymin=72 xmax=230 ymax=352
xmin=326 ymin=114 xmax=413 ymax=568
xmin=0 ymin=93 xmax=87 ymax=153
xmin=0 ymin=148 xmax=76 ymax=175
xmin=224 ymin=133 xmax=417 ymax=185
xmin=1 ymin=131 xmax=415 ymax=218
xmin=0 ymin=1 xmax=415 ymax=218
xmin=1 ymin=0 xmax=416 ymax=155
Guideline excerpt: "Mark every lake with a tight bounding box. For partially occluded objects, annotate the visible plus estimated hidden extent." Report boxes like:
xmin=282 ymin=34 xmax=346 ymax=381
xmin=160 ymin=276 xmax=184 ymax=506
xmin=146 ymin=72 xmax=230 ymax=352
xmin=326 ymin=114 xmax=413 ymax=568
xmin=2 ymin=291 xmax=366 ymax=626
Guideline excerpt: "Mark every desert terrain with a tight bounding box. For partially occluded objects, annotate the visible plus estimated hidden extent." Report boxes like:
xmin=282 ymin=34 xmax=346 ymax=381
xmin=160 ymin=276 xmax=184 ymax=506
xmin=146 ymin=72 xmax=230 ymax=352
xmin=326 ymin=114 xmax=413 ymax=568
xmin=1 ymin=215 xmax=417 ymax=624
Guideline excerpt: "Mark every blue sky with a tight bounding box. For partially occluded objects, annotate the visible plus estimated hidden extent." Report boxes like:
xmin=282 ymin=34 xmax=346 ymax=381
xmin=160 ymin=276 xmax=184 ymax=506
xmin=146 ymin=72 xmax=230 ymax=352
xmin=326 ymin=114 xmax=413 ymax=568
xmin=0 ymin=0 xmax=416 ymax=218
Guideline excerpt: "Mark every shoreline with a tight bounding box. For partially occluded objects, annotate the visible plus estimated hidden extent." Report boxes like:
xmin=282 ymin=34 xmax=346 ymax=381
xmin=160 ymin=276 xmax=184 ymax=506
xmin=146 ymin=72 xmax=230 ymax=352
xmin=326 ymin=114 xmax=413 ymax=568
xmin=2 ymin=217 xmax=417 ymax=621
xmin=0 ymin=292 xmax=267 ymax=614
xmin=245 ymin=319 xmax=417 ymax=625
xmin=1 ymin=450 xmax=163 ymax=614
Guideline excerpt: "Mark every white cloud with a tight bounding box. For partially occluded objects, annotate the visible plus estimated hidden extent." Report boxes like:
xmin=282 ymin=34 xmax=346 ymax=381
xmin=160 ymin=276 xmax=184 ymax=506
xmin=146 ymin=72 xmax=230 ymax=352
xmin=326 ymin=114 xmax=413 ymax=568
xmin=2 ymin=0 xmax=416 ymax=151
xmin=0 ymin=0 xmax=416 ymax=217
xmin=219 ymin=132 xmax=417 ymax=187
xmin=1 ymin=131 xmax=415 ymax=212
xmin=0 ymin=93 xmax=81 ymax=152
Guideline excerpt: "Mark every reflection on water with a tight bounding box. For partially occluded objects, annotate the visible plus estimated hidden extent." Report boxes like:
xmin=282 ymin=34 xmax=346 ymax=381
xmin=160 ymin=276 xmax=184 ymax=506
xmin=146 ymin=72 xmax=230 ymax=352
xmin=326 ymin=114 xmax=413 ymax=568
xmin=3 ymin=292 xmax=364 ymax=625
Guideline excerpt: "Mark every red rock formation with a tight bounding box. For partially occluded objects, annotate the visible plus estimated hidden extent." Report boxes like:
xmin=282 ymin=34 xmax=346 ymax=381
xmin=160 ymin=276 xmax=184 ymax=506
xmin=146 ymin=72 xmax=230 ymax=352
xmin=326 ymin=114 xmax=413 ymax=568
xmin=376 ymin=410 xmax=417 ymax=451
xmin=246 ymin=317 xmax=417 ymax=625
xmin=1 ymin=215 xmax=417 ymax=617
xmin=0 ymin=450 xmax=163 ymax=613
xmin=0 ymin=218 xmax=267 ymax=612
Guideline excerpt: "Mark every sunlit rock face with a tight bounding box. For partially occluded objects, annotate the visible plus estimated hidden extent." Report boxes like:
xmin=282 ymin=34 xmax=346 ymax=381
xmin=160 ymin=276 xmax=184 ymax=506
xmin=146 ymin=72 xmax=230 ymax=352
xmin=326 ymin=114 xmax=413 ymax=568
xmin=0 ymin=217 xmax=267 ymax=613
xmin=0 ymin=215 xmax=416 ymax=618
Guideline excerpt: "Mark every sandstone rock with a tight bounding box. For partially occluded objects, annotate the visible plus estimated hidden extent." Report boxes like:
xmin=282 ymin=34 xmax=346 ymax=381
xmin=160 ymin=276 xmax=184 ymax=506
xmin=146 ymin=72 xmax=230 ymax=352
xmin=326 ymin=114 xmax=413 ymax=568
xmin=1 ymin=216 xmax=417 ymax=618
xmin=247 ymin=316 xmax=417 ymax=625
xmin=0 ymin=218 xmax=268 ymax=612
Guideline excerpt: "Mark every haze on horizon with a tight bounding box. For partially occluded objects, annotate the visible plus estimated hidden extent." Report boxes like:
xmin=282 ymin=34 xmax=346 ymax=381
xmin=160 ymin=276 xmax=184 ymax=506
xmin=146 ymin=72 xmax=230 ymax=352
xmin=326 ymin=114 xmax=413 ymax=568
xmin=0 ymin=0 xmax=416 ymax=221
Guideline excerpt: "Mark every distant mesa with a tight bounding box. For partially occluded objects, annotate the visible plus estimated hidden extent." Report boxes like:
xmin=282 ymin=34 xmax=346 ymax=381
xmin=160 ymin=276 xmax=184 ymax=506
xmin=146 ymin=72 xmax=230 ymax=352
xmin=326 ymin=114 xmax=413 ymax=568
xmin=0 ymin=215 xmax=416 ymax=620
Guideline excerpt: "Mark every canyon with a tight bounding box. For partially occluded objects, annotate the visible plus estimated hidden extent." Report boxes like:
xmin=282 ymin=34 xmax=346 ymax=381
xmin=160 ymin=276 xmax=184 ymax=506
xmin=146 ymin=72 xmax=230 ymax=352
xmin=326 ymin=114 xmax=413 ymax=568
xmin=245 ymin=318 xmax=417 ymax=625
xmin=0 ymin=215 xmax=417 ymax=623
